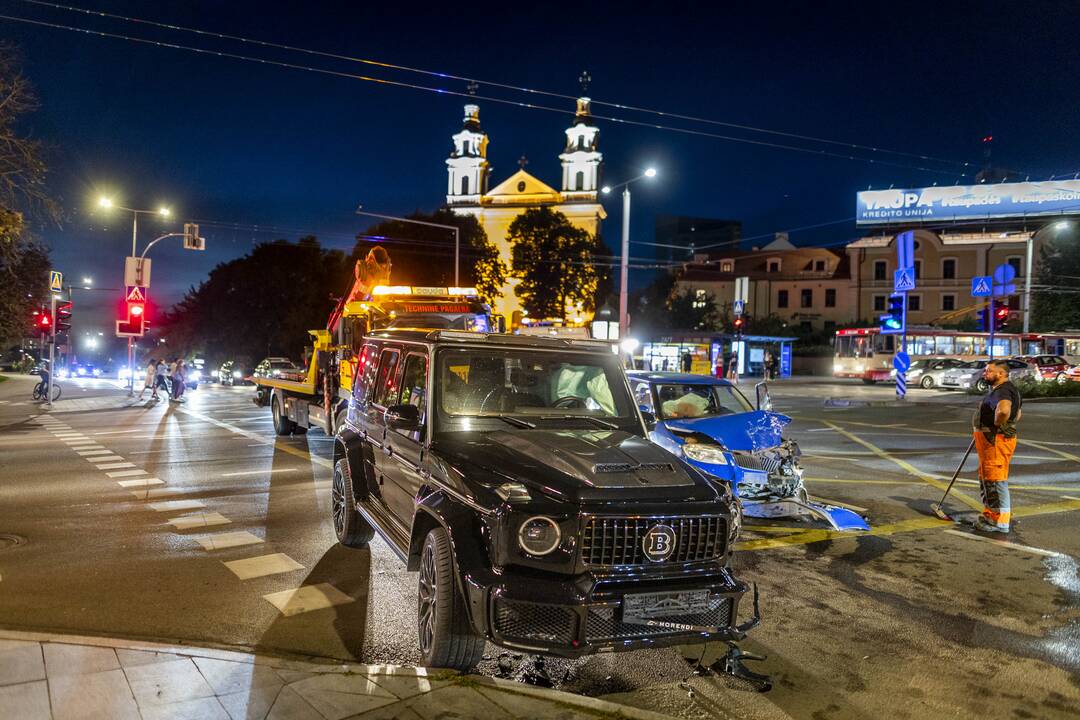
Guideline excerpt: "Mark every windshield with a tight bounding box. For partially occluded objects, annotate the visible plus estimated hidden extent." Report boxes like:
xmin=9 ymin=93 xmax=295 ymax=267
xmin=960 ymin=360 xmax=988 ymax=369
xmin=436 ymin=348 xmax=633 ymax=420
xmin=654 ymin=383 xmax=753 ymax=419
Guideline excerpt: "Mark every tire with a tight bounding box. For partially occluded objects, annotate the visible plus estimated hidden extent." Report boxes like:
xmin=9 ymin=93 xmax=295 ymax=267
xmin=417 ymin=527 xmax=484 ymax=670
xmin=32 ymin=383 xmax=43 ymax=400
xmin=920 ymin=375 xmax=934 ymax=389
xmin=52 ymin=383 xmax=61 ymax=401
xmin=1057 ymin=373 xmax=1067 ymax=384
xmin=272 ymin=393 xmax=295 ymax=435
xmin=861 ymin=378 xmax=876 ymax=385
xmin=335 ymin=408 xmax=348 ymax=435
xmin=975 ymin=379 xmax=989 ymax=393
xmin=332 ymin=459 xmax=374 ymax=548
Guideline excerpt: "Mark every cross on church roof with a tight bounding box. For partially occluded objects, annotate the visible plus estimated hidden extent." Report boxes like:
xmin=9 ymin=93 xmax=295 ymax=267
xmin=578 ymin=71 xmax=591 ymax=94
xmin=518 ymin=155 xmax=529 ymax=169
xmin=466 ymin=80 xmax=478 ymax=96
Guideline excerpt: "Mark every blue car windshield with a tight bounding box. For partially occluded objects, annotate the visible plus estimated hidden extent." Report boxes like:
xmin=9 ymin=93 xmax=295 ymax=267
xmin=654 ymin=383 xmax=753 ymax=420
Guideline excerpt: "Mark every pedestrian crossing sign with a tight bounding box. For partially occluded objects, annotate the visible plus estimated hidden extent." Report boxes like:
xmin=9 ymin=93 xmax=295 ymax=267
xmin=125 ymin=285 xmax=146 ymax=303
xmin=971 ymin=276 xmax=992 ymax=297
xmin=893 ymin=266 xmax=916 ymax=293
xmin=49 ymin=270 xmax=63 ymax=292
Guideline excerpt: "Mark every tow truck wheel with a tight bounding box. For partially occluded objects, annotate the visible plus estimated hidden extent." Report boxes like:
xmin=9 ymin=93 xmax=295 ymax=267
xmin=332 ymin=460 xmax=374 ymax=548
xmin=418 ymin=527 xmax=484 ymax=670
xmin=272 ymin=393 xmax=296 ymax=435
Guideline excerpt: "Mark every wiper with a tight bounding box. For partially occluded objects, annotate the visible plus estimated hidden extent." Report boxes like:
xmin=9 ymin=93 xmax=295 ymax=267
xmin=496 ymin=415 xmax=536 ymax=429
xmin=560 ymin=415 xmax=618 ymax=430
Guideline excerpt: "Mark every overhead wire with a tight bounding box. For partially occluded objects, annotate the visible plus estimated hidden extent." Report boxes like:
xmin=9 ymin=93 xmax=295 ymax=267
xmin=0 ymin=9 xmax=979 ymax=178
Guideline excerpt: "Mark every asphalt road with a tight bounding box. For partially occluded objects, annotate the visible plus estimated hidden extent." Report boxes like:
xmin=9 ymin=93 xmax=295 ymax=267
xmin=0 ymin=373 xmax=1078 ymax=719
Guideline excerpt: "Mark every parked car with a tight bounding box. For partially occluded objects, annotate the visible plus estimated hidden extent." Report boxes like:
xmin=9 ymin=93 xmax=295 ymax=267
xmin=1015 ymin=354 xmax=1071 ymax=382
xmin=628 ymin=371 xmax=868 ymax=532
xmin=940 ymin=358 xmax=1037 ymax=391
xmin=331 ymin=330 xmax=757 ymax=669
xmin=904 ymin=357 xmax=966 ymax=389
xmin=253 ymin=357 xmax=302 ymax=379
xmin=1058 ymin=364 xmax=1080 ymax=383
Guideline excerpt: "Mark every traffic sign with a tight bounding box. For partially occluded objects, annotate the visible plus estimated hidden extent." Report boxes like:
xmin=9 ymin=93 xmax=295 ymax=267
xmin=896 ymin=230 xmax=915 ymax=268
xmin=992 ymin=263 xmax=1016 ymax=296
xmin=125 ymin=285 xmax=146 ymax=303
xmin=893 ymin=351 xmax=911 ymax=374
xmin=49 ymin=270 xmax=63 ymax=292
xmin=733 ymin=299 xmax=745 ymax=315
xmin=894 ymin=266 xmax=916 ymax=293
xmin=971 ymin=276 xmax=992 ymax=297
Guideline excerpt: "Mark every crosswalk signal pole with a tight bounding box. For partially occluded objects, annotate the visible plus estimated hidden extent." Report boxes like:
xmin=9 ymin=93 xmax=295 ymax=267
xmin=47 ymin=294 xmax=56 ymax=407
xmin=988 ymin=297 xmax=995 ymax=359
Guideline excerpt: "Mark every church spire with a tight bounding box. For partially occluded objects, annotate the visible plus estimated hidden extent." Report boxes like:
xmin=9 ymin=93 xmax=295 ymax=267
xmin=559 ymin=80 xmax=602 ymax=200
xmin=446 ymin=103 xmax=490 ymax=204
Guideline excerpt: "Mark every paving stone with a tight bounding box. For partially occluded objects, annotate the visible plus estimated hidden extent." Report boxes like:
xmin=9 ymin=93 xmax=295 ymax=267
xmin=395 ymin=685 xmax=513 ymax=720
xmin=367 ymin=669 xmax=452 ymax=699
xmin=115 ymin=649 xmax=185 ymax=668
xmin=0 ymin=639 xmax=45 ymax=686
xmin=193 ymin=656 xmax=283 ymax=696
xmin=49 ymin=667 xmax=141 ymax=720
xmin=218 ymin=683 xmax=285 ymax=720
xmin=43 ymin=642 xmax=120 ymax=676
xmin=124 ymin=657 xmax=216 ymax=706
xmin=0 ymin=680 xmax=51 ymax=720
xmin=140 ymin=696 xmax=231 ymax=720
xmin=265 ymin=685 xmax=323 ymax=720
xmin=286 ymin=673 xmax=397 ymax=720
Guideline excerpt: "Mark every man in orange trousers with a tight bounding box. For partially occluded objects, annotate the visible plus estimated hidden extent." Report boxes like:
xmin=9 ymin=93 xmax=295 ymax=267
xmin=971 ymin=359 xmax=1022 ymax=533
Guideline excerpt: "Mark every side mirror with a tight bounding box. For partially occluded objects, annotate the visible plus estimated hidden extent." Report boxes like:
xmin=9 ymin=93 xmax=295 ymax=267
xmin=755 ymin=382 xmax=772 ymax=412
xmin=385 ymin=404 xmax=421 ymax=430
xmin=640 ymin=409 xmax=657 ymax=430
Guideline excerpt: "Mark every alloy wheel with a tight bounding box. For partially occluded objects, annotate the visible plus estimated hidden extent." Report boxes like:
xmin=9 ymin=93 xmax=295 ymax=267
xmin=331 ymin=469 xmax=346 ymax=537
xmin=417 ymin=542 xmax=437 ymax=654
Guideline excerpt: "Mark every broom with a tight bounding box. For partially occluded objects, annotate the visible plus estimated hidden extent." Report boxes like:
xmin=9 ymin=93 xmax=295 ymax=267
xmin=930 ymin=436 xmax=976 ymax=521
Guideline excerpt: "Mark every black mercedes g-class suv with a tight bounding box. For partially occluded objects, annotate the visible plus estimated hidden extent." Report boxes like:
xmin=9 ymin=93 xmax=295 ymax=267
xmin=331 ymin=329 xmax=757 ymax=669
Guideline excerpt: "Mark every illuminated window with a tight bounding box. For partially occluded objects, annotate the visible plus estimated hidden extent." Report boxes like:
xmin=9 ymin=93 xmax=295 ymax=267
xmin=692 ymin=289 xmax=707 ymax=309
xmin=720 ymin=260 xmax=734 ymax=272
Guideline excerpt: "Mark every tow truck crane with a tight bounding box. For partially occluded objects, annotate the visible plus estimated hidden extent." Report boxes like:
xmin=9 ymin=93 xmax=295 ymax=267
xmin=252 ymin=247 xmax=500 ymax=436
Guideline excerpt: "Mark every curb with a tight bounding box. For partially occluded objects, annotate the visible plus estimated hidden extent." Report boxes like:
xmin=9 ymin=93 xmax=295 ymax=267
xmin=0 ymin=627 xmax=673 ymax=720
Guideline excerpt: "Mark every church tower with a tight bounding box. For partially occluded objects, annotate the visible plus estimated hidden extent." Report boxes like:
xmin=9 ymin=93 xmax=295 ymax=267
xmin=446 ymin=104 xmax=490 ymax=205
xmin=559 ymin=97 xmax=602 ymax=201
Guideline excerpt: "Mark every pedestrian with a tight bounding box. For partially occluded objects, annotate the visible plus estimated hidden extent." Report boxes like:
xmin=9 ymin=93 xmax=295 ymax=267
xmin=727 ymin=351 xmax=739 ymax=383
xmin=681 ymin=352 xmax=693 ymax=374
xmin=972 ymin=359 xmax=1022 ymax=533
xmin=153 ymin=359 xmax=168 ymax=400
xmin=137 ymin=359 xmax=156 ymax=400
xmin=763 ymin=350 xmax=774 ymax=381
xmin=171 ymin=359 xmax=185 ymax=402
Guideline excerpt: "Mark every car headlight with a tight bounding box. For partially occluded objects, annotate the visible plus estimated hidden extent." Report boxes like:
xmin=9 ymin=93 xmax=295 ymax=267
xmin=272 ymin=369 xmax=281 ymax=376
xmin=191 ymin=370 xmax=201 ymax=381
xmin=518 ymin=516 xmax=561 ymax=556
xmin=232 ymin=370 xmax=242 ymax=378
xmin=682 ymin=442 xmax=729 ymax=465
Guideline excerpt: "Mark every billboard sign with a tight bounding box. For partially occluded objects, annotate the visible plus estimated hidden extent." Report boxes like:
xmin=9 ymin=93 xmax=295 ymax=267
xmin=856 ymin=180 xmax=1080 ymax=226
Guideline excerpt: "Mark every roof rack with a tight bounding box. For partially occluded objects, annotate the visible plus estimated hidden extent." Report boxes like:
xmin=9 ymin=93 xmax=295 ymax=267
xmin=425 ymin=330 xmax=614 ymax=351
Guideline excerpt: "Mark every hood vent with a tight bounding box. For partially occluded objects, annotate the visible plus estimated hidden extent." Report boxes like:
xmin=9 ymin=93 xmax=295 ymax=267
xmin=593 ymin=462 xmax=675 ymax=474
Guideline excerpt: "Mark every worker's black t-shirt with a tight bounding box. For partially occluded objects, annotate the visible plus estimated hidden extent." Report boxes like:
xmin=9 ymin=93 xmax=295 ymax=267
xmin=977 ymin=381 xmax=1022 ymax=436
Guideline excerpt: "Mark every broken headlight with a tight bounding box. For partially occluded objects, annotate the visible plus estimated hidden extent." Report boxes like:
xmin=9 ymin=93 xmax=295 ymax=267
xmin=682 ymin=442 xmax=729 ymax=465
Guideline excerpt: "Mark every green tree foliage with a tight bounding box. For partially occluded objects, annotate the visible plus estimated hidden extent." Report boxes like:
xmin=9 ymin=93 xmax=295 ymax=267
xmin=0 ymin=46 xmax=54 ymax=347
xmin=1032 ymin=225 xmax=1080 ymax=331
xmin=353 ymin=210 xmax=505 ymax=304
xmin=159 ymin=237 xmax=352 ymax=364
xmin=667 ymin=287 xmax=720 ymax=331
xmin=508 ymin=207 xmax=599 ymax=321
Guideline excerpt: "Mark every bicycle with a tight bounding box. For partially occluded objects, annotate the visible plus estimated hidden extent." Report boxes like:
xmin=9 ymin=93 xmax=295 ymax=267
xmin=32 ymin=380 xmax=61 ymax=401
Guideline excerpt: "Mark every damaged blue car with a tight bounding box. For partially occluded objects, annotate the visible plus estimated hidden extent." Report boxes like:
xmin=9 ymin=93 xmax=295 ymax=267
xmin=627 ymin=372 xmax=869 ymax=532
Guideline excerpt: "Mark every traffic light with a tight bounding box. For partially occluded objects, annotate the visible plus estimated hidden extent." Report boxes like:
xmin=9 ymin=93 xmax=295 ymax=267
xmin=55 ymin=301 xmax=72 ymax=334
xmin=994 ymin=305 xmax=1010 ymax=331
xmin=116 ymin=294 xmax=146 ymax=337
xmin=733 ymin=316 xmax=744 ymax=334
xmin=36 ymin=310 xmax=52 ymax=331
xmin=879 ymin=293 xmax=906 ymax=334
xmin=976 ymin=307 xmax=988 ymax=332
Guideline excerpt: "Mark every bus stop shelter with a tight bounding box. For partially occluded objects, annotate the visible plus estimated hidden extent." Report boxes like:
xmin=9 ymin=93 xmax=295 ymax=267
xmin=641 ymin=333 xmax=796 ymax=378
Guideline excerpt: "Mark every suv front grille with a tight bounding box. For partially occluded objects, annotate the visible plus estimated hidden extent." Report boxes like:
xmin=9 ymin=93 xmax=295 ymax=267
xmin=585 ymin=597 xmax=733 ymax=643
xmin=493 ymin=599 xmax=576 ymax=644
xmin=581 ymin=516 xmax=726 ymax=567
xmin=733 ymin=453 xmax=780 ymax=474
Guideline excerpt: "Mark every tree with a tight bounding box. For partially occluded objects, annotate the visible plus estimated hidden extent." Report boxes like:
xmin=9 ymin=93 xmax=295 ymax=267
xmin=0 ymin=46 xmax=54 ymax=348
xmin=353 ymin=210 xmax=505 ymax=304
xmin=159 ymin=238 xmax=352 ymax=364
xmin=667 ymin=287 xmax=720 ymax=331
xmin=508 ymin=207 xmax=600 ymax=321
xmin=1032 ymin=225 xmax=1080 ymax=331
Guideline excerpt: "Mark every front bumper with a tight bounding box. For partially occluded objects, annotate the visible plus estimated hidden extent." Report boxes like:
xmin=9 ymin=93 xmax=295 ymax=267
xmin=463 ymin=564 xmax=759 ymax=657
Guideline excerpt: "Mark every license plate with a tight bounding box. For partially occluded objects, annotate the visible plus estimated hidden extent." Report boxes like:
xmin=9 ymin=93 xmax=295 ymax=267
xmin=622 ymin=589 xmax=710 ymax=624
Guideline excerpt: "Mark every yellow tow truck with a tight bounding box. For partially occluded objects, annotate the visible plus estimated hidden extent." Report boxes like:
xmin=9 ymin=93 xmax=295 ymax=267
xmin=252 ymin=247 xmax=501 ymax=435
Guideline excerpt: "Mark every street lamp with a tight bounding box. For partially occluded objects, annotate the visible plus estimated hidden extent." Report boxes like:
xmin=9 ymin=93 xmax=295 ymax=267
xmin=355 ymin=205 xmax=461 ymax=286
xmin=602 ymin=168 xmax=658 ymax=337
xmin=96 ymin=196 xmax=175 ymax=257
xmin=1023 ymin=219 xmax=1074 ymax=333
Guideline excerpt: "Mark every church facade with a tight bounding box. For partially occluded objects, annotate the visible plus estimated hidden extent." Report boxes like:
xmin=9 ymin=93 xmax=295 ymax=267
xmin=445 ymin=99 xmax=606 ymax=319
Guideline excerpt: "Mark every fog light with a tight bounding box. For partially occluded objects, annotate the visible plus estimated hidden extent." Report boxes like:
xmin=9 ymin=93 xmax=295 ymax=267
xmin=518 ymin=516 xmax=561 ymax=556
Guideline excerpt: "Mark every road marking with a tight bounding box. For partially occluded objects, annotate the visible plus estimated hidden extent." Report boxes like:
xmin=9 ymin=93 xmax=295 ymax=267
xmin=176 ymin=406 xmax=333 ymax=469
xmin=130 ymin=488 xmax=184 ymax=500
xmin=96 ymin=462 xmax=136 ymax=470
xmin=220 ymin=468 xmax=299 ymax=477
xmin=823 ymin=421 xmax=984 ymax=512
xmin=1065 ymin=496 xmax=1080 ymax=501
xmin=806 ymin=428 xmax=837 ymax=433
xmin=263 ymin=583 xmax=355 ymax=616
xmin=75 ymin=449 xmax=110 ymax=456
xmin=116 ymin=478 xmax=164 ymax=488
xmin=193 ymin=531 xmax=264 ymax=551
xmin=168 ymin=512 xmax=230 ymax=530
xmin=942 ymin=529 xmax=1063 ymax=557
xmin=223 ymin=553 xmax=304 ymax=580
xmin=88 ymin=457 xmax=126 ymax=464
xmin=64 ymin=438 xmax=96 ymax=445
xmin=51 ymin=433 xmax=85 ymax=438
xmin=107 ymin=469 xmax=148 ymax=478
xmin=933 ymin=420 xmax=967 ymax=424
xmin=149 ymin=499 xmax=205 ymax=512
xmin=93 ymin=429 xmax=150 ymax=436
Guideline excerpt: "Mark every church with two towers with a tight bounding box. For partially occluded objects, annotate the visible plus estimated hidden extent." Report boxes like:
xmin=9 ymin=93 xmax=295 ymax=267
xmin=445 ymin=96 xmax=606 ymax=319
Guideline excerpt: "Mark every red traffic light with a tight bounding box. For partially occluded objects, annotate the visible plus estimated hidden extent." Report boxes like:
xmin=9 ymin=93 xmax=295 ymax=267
xmin=38 ymin=313 xmax=51 ymax=328
xmin=129 ymin=303 xmax=144 ymax=317
xmin=995 ymin=306 xmax=1009 ymax=319
xmin=734 ymin=317 xmax=744 ymax=328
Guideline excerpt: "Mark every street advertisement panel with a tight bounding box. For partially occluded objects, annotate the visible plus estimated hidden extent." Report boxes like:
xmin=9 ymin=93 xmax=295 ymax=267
xmin=856 ymin=180 xmax=1080 ymax=225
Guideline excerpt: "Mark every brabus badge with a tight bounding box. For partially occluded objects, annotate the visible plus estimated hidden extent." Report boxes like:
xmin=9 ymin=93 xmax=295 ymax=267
xmin=642 ymin=524 xmax=676 ymax=562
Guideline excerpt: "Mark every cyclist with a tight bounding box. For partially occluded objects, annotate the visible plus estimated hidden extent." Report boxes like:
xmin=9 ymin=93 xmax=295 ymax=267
xmin=34 ymin=361 xmax=51 ymax=401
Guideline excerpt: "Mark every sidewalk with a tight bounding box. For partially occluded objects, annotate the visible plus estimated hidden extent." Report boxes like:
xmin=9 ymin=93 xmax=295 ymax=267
xmin=0 ymin=629 xmax=672 ymax=720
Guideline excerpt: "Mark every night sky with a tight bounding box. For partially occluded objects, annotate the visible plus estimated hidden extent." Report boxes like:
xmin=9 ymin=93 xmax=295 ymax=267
xmin=4 ymin=0 xmax=1079 ymax=357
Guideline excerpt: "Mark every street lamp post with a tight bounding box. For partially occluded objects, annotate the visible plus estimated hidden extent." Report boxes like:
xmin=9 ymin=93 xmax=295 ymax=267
xmin=1023 ymin=219 xmax=1073 ymax=335
xmin=97 ymin=197 xmax=172 ymax=395
xmin=355 ymin=206 xmax=461 ymax=287
xmin=602 ymin=168 xmax=657 ymax=337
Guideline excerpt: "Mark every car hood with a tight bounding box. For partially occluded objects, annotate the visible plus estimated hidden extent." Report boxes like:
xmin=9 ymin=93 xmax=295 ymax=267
xmin=662 ymin=410 xmax=791 ymax=453
xmin=433 ymin=428 xmax=720 ymax=505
